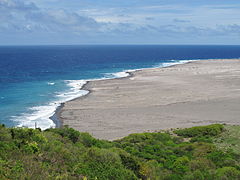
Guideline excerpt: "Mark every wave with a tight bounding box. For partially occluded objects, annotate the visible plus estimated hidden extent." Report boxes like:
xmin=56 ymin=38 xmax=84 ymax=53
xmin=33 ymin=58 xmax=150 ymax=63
xmin=13 ymin=80 xmax=88 ymax=130
xmin=13 ymin=59 xmax=196 ymax=130
xmin=56 ymin=80 xmax=89 ymax=101
xmin=13 ymin=105 xmax=56 ymax=129
xmin=47 ymin=82 xmax=55 ymax=85
xmin=103 ymin=71 xmax=130 ymax=79
xmin=155 ymin=59 xmax=197 ymax=68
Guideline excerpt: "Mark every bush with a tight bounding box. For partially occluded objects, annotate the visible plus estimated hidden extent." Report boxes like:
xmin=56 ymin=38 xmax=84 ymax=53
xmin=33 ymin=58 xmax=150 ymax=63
xmin=47 ymin=126 xmax=81 ymax=143
xmin=216 ymin=167 xmax=240 ymax=180
xmin=174 ymin=124 xmax=224 ymax=137
xmin=23 ymin=142 xmax=39 ymax=154
xmin=73 ymin=147 xmax=137 ymax=179
xmin=189 ymin=158 xmax=215 ymax=173
xmin=184 ymin=170 xmax=205 ymax=180
xmin=172 ymin=156 xmax=190 ymax=174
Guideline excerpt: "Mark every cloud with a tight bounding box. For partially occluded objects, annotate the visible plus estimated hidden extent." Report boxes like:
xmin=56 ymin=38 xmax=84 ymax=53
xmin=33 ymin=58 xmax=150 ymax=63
xmin=106 ymin=22 xmax=240 ymax=39
xmin=173 ymin=18 xmax=190 ymax=23
xmin=0 ymin=0 xmax=240 ymax=44
xmin=217 ymin=24 xmax=240 ymax=35
xmin=0 ymin=0 xmax=37 ymax=11
xmin=145 ymin=17 xmax=154 ymax=21
xmin=0 ymin=0 xmax=101 ymax=33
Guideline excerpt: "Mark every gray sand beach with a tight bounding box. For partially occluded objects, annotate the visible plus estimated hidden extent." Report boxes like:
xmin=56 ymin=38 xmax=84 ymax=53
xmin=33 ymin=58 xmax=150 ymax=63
xmin=59 ymin=59 xmax=240 ymax=140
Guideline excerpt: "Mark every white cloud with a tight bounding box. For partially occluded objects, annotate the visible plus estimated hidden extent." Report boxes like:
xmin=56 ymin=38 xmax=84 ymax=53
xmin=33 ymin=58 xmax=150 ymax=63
xmin=0 ymin=0 xmax=101 ymax=33
xmin=0 ymin=0 xmax=240 ymax=44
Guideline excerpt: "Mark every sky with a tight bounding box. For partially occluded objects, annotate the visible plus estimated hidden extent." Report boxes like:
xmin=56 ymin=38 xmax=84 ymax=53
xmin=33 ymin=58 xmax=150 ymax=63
xmin=0 ymin=0 xmax=240 ymax=45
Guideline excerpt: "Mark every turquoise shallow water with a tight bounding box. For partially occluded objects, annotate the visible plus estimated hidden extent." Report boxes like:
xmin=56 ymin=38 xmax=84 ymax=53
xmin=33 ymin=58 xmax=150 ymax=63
xmin=1 ymin=45 xmax=240 ymax=129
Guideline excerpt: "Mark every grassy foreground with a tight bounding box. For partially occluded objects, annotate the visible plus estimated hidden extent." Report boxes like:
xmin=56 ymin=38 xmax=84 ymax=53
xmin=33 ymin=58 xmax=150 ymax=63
xmin=0 ymin=124 xmax=240 ymax=180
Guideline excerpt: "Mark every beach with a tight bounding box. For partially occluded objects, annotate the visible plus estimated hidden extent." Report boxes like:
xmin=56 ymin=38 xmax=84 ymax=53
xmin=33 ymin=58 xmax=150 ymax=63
xmin=58 ymin=59 xmax=240 ymax=140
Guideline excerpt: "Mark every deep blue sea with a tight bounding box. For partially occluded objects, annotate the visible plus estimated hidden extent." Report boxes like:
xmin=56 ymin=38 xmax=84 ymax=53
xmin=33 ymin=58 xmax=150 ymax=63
xmin=1 ymin=45 xmax=240 ymax=129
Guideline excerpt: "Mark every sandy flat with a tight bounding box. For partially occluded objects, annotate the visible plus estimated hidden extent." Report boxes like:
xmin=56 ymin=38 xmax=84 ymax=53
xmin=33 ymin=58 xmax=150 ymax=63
xmin=59 ymin=59 xmax=240 ymax=140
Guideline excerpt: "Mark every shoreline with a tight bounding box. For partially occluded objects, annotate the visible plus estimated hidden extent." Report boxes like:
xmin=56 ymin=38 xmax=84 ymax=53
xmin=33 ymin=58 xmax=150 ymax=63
xmin=55 ymin=71 xmax=135 ymax=128
xmin=54 ymin=60 xmax=195 ymax=128
xmin=57 ymin=59 xmax=240 ymax=140
xmin=50 ymin=103 xmax=64 ymax=128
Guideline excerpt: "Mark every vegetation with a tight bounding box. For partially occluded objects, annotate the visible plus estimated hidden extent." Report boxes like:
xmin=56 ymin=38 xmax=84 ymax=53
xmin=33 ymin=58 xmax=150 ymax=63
xmin=0 ymin=124 xmax=239 ymax=179
xmin=174 ymin=124 xmax=224 ymax=137
xmin=213 ymin=125 xmax=240 ymax=155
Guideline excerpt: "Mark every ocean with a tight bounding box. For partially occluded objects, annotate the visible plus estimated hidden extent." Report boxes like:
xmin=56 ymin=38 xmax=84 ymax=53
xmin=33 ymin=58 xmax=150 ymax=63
xmin=1 ymin=45 xmax=240 ymax=129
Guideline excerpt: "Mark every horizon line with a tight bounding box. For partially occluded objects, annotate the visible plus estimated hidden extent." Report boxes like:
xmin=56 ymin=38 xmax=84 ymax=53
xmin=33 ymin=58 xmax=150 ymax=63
xmin=1 ymin=44 xmax=240 ymax=47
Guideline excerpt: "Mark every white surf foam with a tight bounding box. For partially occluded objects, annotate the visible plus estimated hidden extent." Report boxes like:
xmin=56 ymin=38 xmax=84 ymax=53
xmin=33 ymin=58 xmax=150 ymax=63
xmin=111 ymin=71 xmax=130 ymax=78
xmin=57 ymin=80 xmax=89 ymax=101
xmin=101 ymin=60 xmax=196 ymax=82
xmin=47 ymin=82 xmax=55 ymax=85
xmin=13 ymin=105 xmax=56 ymax=129
xmin=103 ymin=71 xmax=130 ymax=79
xmin=13 ymin=80 xmax=88 ymax=130
xmin=156 ymin=59 xmax=197 ymax=68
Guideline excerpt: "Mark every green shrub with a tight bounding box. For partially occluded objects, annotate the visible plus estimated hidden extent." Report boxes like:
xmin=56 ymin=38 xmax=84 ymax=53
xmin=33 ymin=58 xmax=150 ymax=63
xmin=193 ymin=142 xmax=216 ymax=157
xmin=184 ymin=170 xmax=205 ymax=180
xmin=114 ymin=148 xmax=141 ymax=176
xmin=174 ymin=124 xmax=224 ymax=138
xmin=0 ymin=125 xmax=11 ymax=142
xmin=207 ymin=150 xmax=230 ymax=166
xmin=216 ymin=167 xmax=240 ymax=180
xmin=23 ymin=142 xmax=39 ymax=154
xmin=172 ymin=156 xmax=190 ymax=174
xmin=47 ymin=126 xmax=81 ymax=143
xmin=73 ymin=147 xmax=137 ymax=179
xmin=189 ymin=158 xmax=215 ymax=171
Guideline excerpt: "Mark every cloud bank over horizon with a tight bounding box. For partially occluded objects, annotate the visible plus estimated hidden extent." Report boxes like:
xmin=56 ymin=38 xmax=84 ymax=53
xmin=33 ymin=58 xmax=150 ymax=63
xmin=0 ymin=0 xmax=240 ymax=45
